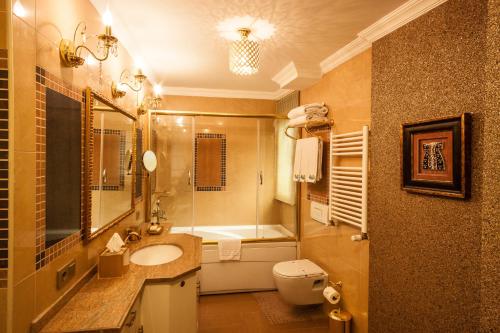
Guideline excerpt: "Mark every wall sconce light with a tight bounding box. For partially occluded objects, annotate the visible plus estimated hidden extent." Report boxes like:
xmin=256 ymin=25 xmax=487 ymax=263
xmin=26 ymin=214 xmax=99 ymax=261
xmin=59 ymin=9 xmax=118 ymax=68
xmin=137 ymin=84 xmax=163 ymax=115
xmin=111 ymin=68 xmax=147 ymax=99
xmin=111 ymin=82 xmax=126 ymax=99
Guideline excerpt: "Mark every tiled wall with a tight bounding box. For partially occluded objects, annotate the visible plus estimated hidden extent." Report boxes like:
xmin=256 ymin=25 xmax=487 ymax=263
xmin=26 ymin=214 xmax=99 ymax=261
xmin=0 ymin=5 xmax=8 ymax=329
xmin=34 ymin=67 xmax=84 ymax=270
xmin=0 ymin=48 xmax=7 ymax=290
xmin=9 ymin=1 xmax=151 ymax=332
xmin=194 ymin=133 xmax=226 ymax=192
xmin=299 ymin=49 xmax=371 ymax=333
xmin=369 ymin=0 xmax=498 ymax=331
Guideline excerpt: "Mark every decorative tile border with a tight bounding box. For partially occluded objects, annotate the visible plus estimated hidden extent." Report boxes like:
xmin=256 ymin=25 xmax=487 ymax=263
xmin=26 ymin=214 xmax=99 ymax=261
xmin=90 ymin=128 xmax=126 ymax=191
xmin=194 ymin=133 xmax=226 ymax=192
xmin=0 ymin=49 xmax=8 ymax=289
xmin=135 ymin=128 xmax=143 ymax=199
xmin=35 ymin=66 xmax=84 ymax=270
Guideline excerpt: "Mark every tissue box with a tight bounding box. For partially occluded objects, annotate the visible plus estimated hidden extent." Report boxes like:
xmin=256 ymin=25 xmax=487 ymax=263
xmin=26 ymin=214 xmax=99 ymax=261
xmin=98 ymin=247 xmax=130 ymax=278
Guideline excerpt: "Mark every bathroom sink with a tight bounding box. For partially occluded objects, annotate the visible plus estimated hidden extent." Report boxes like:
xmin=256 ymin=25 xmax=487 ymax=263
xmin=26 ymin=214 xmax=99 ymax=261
xmin=130 ymin=244 xmax=183 ymax=266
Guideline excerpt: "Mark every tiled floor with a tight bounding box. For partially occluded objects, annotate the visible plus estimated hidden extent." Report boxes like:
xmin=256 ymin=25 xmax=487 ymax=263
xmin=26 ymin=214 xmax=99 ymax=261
xmin=198 ymin=292 xmax=329 ymax=333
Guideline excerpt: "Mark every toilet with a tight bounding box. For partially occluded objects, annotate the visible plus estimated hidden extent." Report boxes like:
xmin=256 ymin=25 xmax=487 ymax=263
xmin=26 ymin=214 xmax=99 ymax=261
xmin=272 ymin=259 xmax=328 ymax=305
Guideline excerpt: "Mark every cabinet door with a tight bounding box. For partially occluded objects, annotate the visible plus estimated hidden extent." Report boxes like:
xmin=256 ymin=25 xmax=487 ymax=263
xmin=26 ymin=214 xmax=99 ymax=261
xmin=141 ymin=272 xmax=197 ymax=333
xmin=169 ymin=273 xmax=197 ymax=333
xmin=121 ymin=294 xmax=142 ymax=333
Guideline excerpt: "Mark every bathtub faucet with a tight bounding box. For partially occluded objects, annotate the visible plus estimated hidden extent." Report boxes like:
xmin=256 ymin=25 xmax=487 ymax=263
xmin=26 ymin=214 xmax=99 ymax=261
xmin=148 ymin=200 xmax=166 ymax=235
xmin=152 ymin=199 xmax=167 ymax=224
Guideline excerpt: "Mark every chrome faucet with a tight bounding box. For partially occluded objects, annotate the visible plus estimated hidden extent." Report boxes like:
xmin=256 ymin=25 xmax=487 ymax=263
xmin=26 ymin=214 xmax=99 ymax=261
xmin=124 ymin=231 xmax=142 ymax=244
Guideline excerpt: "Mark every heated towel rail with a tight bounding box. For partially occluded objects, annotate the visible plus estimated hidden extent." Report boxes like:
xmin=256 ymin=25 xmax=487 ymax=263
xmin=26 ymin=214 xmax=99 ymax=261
xmin=329 ymin=126 xmax=369 ymax=240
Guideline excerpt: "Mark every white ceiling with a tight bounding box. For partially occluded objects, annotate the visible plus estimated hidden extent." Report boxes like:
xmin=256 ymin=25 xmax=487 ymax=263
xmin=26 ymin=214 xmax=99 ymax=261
xmin=91 ymin=0 xmax=407 ymax=95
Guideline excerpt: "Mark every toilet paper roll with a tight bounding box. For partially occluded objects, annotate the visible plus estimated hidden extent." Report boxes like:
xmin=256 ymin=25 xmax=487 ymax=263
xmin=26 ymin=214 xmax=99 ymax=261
xmin=323 ymin=286 xmax=341 ymax=304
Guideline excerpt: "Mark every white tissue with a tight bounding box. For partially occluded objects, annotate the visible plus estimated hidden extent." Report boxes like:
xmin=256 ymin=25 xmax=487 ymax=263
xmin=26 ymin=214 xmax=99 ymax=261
xmin=106 ymin=233 xmax=125 ymax=253
xmin=323 ymin=286 xmax=341 ymax=304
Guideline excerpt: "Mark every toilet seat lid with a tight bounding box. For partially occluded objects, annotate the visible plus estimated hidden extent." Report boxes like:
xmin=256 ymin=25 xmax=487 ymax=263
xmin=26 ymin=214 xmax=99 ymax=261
xmin=273 ymin=259 xmax=326 ymax=278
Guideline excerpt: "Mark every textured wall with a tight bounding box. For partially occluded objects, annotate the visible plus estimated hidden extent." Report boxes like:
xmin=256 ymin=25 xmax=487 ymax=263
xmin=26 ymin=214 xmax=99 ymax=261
xmin=480 ymin=0 xmax=499 ymax=331
xmin=300 ymin=49 xmax=371 ymax=333
xmin=369 ymin=0 xmax=496 ymax=332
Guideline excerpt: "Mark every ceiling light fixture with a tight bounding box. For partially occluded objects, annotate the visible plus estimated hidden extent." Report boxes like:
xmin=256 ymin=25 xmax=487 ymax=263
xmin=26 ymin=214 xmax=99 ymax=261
xmin=59 ymin=8 xmax=118 ymax=67
xmin=218 ymin=16 xmax=275 ymax=76
xmin=230 ymin=28 xmax=259 ymax=76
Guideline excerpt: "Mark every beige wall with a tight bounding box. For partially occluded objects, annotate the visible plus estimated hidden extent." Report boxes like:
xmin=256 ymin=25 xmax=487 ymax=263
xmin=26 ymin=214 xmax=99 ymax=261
xmin=161 ymin=95 xmax=276 ymax=114
xmin=8 ymin=1 xmax=149 ymax=332
xmin=299 ymin=49 xmax=371 ymax=333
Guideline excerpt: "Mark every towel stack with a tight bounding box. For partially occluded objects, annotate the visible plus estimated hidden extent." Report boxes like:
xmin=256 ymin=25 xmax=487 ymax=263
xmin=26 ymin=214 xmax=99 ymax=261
xmin=287 ymin=103 xmax=329 ymax=128
xmin=293 ymin=137 xmax=323 ymax=183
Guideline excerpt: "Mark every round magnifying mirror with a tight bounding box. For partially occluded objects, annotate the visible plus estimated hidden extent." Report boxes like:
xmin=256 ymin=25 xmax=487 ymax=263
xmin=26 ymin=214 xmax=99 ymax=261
xmin=142 ymin=150 xmax=157 ymax=172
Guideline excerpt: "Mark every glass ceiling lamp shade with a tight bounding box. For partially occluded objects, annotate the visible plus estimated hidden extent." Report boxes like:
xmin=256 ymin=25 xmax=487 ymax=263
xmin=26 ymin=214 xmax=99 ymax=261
xmin=229 ymin=28 xmax=260 ymax=76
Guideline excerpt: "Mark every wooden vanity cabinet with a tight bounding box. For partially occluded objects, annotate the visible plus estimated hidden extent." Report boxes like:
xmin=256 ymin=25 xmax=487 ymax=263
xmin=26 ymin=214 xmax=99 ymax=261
xmin=140 ymin=272 xmax=198 ymax=333
xmin=120 ymin=294 xmax=142 ymax=333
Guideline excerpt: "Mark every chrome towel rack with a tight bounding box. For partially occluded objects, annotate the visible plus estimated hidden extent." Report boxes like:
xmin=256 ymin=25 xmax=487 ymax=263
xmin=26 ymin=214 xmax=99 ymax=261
xmin=329 ymin=125 xmax=369 ymax=240
xmin=284 ymin=118 xmax=334 ymax=140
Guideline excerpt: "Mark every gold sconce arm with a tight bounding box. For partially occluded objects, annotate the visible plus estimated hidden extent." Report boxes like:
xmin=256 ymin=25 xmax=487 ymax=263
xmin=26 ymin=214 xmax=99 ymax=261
xmin=111 ymin=81 xmax=127 ymax=99
xmin=59 ymin=21 xmax=118 ymax=68
xmin=118 ymin=69 xmax=147 ymax=93
xmin=137 ymin=96 xmax=162 ymax=115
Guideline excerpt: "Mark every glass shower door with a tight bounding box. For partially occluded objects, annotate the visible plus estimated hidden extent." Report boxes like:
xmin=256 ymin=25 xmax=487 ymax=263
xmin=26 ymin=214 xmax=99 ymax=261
xmin=151 ymin=115 xmax=194 ymax=231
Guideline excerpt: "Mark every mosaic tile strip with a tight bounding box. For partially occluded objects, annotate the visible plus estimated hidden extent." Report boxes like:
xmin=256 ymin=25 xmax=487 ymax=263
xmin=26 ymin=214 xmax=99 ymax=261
xmin=135 ymin=128 xmax=143 ymax=199
xmin=0 ymin=49 xmax=7 ymax=289
xmin=35 ymin=66 xmax=84 ymax=270
xmin=90 ymin=128 xmax=126 ymax=191
xmin=194 ymin=133 xmax=226 ymax=192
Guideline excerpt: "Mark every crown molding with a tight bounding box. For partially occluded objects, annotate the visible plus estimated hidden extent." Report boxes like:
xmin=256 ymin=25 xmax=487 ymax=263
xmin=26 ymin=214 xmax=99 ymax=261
xmin=163 ymin=86 xmax=292 ymax=100
xmin=272 ymin=62 xmax=297 ymax=88
xmin=358 ymin=0 xmax=448 ymax=42
xmin=320 ymin=37 xmax=371 ymax=74
xmin=272 ymin=62 xmax=322 ymax=89
xmin=319 ymin=0 xmax=448 ymax=75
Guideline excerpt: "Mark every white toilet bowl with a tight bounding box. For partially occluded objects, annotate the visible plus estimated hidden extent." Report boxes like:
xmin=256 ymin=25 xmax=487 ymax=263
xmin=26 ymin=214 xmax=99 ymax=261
xmin=272 ymin=259 xmax=328 ymax=305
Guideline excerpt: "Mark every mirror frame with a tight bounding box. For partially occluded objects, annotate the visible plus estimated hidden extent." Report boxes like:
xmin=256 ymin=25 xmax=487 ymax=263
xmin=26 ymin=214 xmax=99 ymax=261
xmin=84 ymin=88 xmax=137 ymax=241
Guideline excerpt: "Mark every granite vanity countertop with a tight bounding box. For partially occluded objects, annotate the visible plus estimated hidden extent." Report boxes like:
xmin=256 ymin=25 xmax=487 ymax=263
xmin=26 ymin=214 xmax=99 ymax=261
xmin=39 ymin=225 xmax=202 ymax=333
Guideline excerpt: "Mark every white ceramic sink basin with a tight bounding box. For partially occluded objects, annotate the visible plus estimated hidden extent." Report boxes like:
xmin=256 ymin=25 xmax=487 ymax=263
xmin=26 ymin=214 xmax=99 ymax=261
xmin=130 ymin=244 xmax=183 ymax=266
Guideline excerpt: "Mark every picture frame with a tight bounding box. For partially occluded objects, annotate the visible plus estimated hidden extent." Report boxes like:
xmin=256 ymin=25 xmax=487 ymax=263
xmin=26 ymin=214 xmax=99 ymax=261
xmin=401 ymin=113 xmax=471 ymax=199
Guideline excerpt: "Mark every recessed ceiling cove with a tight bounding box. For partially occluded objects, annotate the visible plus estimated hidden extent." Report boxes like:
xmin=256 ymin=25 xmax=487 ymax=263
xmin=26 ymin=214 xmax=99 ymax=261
xmin=90 ymin=0 xmax=406 ymax=95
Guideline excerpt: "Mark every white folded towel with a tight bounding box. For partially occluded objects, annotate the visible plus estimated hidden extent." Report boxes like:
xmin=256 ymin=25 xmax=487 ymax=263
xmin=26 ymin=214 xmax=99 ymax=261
xmin=288 ymin=115 xmax=307 ymax=128
xmin=293 ymin=137 xmax=323 ymax=183
xmin=303 ymin=137 xmax=322 ymax=183
xmin=293 ymin=139 xmax=304 ymax=182
xmin=218 ymin=239 xmax=242 ymax=261
xmin=288 ymin=103 xmax=327 ymax=119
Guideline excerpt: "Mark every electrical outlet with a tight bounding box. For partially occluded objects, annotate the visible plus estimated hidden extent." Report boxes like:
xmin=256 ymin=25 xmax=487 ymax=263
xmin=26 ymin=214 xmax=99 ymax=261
xmin=56 ymin=260 xmax=76 ymax=289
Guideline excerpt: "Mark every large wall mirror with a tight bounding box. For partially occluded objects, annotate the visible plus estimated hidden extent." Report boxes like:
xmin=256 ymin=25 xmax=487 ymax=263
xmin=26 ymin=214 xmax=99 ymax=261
xmin=45 ymin=88 xmax=83 ymax=247
xmin=85 ymin=89 xmax=136 ymax=240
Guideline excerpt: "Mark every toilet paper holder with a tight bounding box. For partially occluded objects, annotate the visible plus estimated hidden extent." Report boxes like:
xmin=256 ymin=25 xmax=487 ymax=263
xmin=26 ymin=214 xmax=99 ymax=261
xmin=329 ymin=280 xmax=342 ymax=289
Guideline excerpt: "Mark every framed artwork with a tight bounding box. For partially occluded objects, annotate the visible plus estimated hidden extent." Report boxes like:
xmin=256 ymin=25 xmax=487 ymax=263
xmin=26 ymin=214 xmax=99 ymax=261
xmin=401 ymin=113 xmax=471 ymax=199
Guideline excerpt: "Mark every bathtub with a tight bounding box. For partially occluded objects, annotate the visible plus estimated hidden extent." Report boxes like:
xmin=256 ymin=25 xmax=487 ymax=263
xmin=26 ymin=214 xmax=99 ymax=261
xmin=171 ymin=225 xmax=298 ymax=294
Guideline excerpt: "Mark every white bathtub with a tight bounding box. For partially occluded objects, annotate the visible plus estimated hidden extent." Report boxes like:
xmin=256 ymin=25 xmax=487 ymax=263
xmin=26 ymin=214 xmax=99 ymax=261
xmin=171 ymin=225 xmax=297 ymax=294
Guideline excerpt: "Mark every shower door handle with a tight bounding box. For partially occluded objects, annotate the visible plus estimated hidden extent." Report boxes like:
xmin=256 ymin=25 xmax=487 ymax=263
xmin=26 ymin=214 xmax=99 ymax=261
xmin=259 ymin=171 xmax=263 ymax=185
xmin=188 ymin=170 xmax=192 ymax=185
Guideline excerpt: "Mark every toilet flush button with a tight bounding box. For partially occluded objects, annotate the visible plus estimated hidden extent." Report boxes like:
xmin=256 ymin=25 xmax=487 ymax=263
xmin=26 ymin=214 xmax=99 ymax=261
xmin=311 ymin=201 xmax=328 ymax=225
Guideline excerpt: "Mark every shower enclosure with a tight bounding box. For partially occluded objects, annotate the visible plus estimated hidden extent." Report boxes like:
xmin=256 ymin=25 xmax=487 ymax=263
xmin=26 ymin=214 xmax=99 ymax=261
xmin=148 ymin=111 xmax=298 ymax=243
